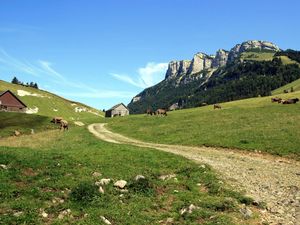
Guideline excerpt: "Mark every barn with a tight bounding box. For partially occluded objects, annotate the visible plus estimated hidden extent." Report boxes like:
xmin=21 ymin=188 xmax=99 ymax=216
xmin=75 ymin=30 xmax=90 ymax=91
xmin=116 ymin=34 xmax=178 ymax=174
xmin=105 ymin=103 xmax=129 ymax=117
xmin=0 ymin=90 xmax=27 ymax=112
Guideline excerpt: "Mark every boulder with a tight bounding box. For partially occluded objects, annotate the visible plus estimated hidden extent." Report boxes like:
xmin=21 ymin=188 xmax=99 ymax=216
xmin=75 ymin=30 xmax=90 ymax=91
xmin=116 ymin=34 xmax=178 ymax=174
xmin=114 ymin=180 xmax=127 ymax=189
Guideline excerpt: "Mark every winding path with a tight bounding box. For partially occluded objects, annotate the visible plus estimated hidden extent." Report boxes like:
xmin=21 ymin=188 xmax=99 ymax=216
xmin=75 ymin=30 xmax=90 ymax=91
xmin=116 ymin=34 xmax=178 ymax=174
xmin=88 ymin=123 xmax=300 ymax=225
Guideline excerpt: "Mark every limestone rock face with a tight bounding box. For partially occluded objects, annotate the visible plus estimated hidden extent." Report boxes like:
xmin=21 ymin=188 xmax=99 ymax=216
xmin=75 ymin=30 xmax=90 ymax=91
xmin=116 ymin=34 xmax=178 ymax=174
xmin=212 ymin=49 xmax=229 ymax=68
xmin=228 ymin=40 xmax=280 ymax=62
xmin=187 ymin=53 xmax=212 ymax=75
xmin=165 ymin=60 xmax=191 ymax=79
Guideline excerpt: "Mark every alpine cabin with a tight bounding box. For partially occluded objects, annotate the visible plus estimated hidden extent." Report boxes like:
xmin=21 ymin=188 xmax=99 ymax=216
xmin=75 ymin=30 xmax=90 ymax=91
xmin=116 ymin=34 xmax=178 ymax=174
xmin=0 ymin=90 xmax=27 ymax=112
xmin=105 ymin=103 xmax=129 ymax=117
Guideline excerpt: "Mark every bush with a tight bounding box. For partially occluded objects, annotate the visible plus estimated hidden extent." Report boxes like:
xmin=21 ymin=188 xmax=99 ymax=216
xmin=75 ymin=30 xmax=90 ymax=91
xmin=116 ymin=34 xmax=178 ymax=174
xmin=129 ymin=177 xmax=154 ymax=195
xmin=70 ymin=182 xmax=99 ymax=204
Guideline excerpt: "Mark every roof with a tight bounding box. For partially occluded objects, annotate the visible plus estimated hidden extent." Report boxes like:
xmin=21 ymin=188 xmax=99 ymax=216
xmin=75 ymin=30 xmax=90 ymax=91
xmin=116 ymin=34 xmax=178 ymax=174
xmin=0 ymin=90 xmax=27 ymax=107
xmin=107 ymin=103 xmax=128 ymax=111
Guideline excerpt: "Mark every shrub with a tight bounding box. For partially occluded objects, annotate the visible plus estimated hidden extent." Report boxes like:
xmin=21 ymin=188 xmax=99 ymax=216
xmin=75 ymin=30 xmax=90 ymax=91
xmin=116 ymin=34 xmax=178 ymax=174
xmin=70 ymin=182 xmax=99 ymax=204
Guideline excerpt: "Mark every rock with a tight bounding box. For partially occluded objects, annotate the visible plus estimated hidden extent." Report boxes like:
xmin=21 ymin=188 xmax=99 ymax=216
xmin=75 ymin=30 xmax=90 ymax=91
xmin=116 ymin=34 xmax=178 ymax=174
xmin=14 ymin=130 xmax=21 ymax=136
xmin=0 ymin=164 xmax=8 ymax=170
xmin=97 ymin=178 xmax=111 ymax=186
xmin=135 ymin=175 xmax=145 ymax=181
xmin=58 ymin=209 xmax=71 ymax=219
xmin=92 ymin=172 xmax=102 ymax=177
xmin=132 ymin=96 xmax=141 ymax=103
xmin=165 ymin=60 xmax=191 ymax=79
xmin=159 ymin=174 xmax=176 ymax=181
xmin=239 ymin=207 xmax=253 ymax=219
xmin=212 ymin=49 xmax=229 ymax=68
xmin=98 ymin=186 xmax=105 ymax=194
xmin=228 ymin=40 xmax=280 ymax=62
xmin=187 ymin=53 xmax=212 ymax=75
xmin=41 ymin=211 xmax=48 ymax=218
xmin=100 ymin=216 xmax=112 ymax=225
xmin=114 ymin=180 xmax=127 ymax=189
xmin=166 ymin=217 xmax=174 ymax=223
xmin=13 ymin=211 xmax=23 ymax=217
xmin=180 ymin=204 xmax=199 ymax=215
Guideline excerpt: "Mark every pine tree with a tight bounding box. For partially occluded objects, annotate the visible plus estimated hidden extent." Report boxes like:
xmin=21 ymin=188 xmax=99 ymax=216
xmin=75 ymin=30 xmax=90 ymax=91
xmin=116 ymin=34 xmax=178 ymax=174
xmin=11 ymin=76 xmax=19 ymax=84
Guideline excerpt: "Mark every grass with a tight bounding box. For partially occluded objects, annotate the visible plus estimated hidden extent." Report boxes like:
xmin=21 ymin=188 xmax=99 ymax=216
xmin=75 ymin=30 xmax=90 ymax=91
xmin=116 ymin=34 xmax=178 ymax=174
xmin=108 ymin=91 xmax=300 ymax=159
xmin=272 ymin=78 xmax=300 ymax=95
xmin=0 ymin=125 xmax=258 ymax=225
xmin=240 ymin=52 xmax=299 ymax=66
xmin=0 ymin=80 xmax=103 ymax=121
xmin=241 ymin=52 xmax=275 ymax=61
xmin=0 ymin=112 xmax=58 ymax=138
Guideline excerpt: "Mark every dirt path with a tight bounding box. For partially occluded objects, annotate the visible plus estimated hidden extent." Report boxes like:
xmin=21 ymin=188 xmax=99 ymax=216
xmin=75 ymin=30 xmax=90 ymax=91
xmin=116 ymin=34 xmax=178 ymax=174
xmin=88 ymin=123 xmax=300 ymax=225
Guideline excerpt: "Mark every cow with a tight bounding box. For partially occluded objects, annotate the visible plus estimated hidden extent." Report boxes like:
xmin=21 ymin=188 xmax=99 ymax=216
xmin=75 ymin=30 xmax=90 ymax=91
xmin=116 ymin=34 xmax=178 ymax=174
xmin=282 ymin=98 xmax=299 ymax=104
xmin=156 ymin=109 xmax=167 ymax=116
xmin=271 ymin=97 xmax=282 ymax=103
xmin=60 ymin=120 xmax=69 ymax=131
xmin=213 ymin=104 xmax=222 ymax=109
xmin=51 ymin=117 xmax=63 ymax=124
xmin=146 ymin=109 xmax=155 ymax=116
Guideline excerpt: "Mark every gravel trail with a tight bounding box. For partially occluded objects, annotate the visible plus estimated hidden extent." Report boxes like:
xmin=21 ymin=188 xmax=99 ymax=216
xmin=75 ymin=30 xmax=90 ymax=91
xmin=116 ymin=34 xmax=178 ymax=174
xmin=88 ymin=123 xmax=300 ymax=225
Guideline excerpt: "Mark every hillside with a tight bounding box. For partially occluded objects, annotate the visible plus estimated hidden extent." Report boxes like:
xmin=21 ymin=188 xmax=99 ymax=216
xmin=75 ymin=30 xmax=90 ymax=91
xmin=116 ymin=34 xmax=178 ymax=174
xmin=110 ymin=91 xmax=300 ymax=159
xmin=0 ymin=80 xmax=103 ymax=122
xmin=128 ymin=41 xmax=300 ymax=114
xmin=272 ymin=78 xmax=300 ymax=95
xmin=0 ymin=112 xmax=58 ymax=138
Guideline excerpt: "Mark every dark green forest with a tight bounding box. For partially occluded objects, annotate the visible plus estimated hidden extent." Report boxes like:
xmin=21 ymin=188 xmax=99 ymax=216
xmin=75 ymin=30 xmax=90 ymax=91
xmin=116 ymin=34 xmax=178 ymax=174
xmin=128 ymin=56 xmax=300 ymax=114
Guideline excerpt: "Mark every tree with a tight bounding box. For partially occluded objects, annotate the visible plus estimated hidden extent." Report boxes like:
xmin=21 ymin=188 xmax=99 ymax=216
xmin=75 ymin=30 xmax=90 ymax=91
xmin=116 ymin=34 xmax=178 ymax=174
xmin=33 ymin=83 xmax=38 ymax=89
xmin=11 ymin=76 xmax=19 ymax=84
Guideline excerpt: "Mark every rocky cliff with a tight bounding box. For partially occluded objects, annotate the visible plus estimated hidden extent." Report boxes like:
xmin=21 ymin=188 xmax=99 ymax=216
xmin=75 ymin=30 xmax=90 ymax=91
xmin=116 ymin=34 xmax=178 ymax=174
xmin=165 ymin=40 xmax=280 ymax=82
xmin=129 ymin=40 xmax=285 ymax=113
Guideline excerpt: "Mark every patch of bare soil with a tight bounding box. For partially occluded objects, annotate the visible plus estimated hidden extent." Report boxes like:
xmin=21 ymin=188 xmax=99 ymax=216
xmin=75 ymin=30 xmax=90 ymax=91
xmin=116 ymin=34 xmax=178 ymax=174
xmin=88 ymin=123 xmax=300 ymax=225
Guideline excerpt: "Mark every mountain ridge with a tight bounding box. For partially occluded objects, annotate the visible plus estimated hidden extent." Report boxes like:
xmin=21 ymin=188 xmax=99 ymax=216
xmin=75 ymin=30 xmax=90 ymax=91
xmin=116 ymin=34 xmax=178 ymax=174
xmin=128 ymin=40 xmax=300 ymax=114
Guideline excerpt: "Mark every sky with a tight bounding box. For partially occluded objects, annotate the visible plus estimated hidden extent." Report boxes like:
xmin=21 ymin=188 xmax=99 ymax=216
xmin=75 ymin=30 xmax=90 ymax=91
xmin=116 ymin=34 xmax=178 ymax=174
xmin=0 ymin=0 xmax=300 ymax=110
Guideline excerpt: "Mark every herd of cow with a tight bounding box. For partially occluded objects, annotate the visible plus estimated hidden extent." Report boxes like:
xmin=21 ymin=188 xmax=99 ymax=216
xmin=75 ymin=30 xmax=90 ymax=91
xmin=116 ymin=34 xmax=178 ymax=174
xmin=271 ymin=97 xmax=299 ymax=104
xmin=50 ymin=117 xmax=69 ymax=131
xmin=146 ymin=108 xmax=168 ymax=116
xmin=146 ymin=97 xmax=298 ymax=116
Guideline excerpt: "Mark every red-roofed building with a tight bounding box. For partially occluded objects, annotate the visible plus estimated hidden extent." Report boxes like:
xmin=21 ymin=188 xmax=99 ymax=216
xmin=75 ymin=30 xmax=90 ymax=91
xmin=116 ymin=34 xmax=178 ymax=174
xmin=0 ymin=90 xmax=27 ymax=112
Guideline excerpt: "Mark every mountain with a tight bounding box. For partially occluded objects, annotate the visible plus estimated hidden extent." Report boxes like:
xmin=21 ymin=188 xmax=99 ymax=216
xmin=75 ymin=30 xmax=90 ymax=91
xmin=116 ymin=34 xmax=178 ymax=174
xmin=128 ymin=40 xmax=300 ymax=114
xmin=0 ymin=80 xmax=103 ymax=120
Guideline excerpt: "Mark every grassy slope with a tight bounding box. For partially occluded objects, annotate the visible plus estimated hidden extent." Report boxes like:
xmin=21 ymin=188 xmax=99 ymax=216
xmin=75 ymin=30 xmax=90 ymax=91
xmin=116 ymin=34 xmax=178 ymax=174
xmin=0 ymin=126 xmax=258 ymax=225
xmin=0 ymin=80 xmax=103 ymax=123
xmin=241 ymin=52 xmax=275 ymax=61
xmin=241 ymin=52 xmax=299 ymax=65
xmin=0 ymin=112 xmax=58 ymax=137
xmin=272 ymin=78 xmax=300 ymax=95
xmin=108 ymin=91 xmax=300 ymax=159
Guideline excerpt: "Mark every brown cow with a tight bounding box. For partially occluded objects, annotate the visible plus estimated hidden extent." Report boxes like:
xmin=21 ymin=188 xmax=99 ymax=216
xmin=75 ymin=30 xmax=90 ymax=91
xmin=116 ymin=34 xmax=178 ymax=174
xmin=282 ymin=98 xmax=299 ymax=104
xmin=271 ymin=97 xmax=282 ymax=103
xmin=51 ymin=117 xmax=63 ymax=124
xmin=156 ymin=109 xmax=167 ymax=116
xmin=146 ymin=109 xmax=155 ymax=116
xmin=60 ymin=120 xmax=69 ymax=131
xmin=213 ymin=104 xmax=222 ymax=109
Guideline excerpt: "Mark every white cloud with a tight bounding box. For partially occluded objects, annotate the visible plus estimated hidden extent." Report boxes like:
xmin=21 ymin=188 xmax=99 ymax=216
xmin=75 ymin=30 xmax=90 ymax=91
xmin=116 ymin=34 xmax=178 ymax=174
xmin=111 ymin=62 xmax=168 ymax=88
xmin=138 ymin=62 xmax=168 ymax=87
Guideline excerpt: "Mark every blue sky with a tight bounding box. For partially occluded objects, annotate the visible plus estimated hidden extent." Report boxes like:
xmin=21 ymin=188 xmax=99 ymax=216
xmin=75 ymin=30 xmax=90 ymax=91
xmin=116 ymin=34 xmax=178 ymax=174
xmin=0 ymin=0 xmax=300 ymax=109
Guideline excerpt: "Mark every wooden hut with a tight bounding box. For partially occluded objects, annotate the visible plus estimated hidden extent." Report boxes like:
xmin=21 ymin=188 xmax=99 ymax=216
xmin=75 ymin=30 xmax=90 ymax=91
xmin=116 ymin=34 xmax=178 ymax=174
xmin=0 ymin=90 xmax=27 ymax=112
xmin=105 ymin=103 xmax=129 ymax=117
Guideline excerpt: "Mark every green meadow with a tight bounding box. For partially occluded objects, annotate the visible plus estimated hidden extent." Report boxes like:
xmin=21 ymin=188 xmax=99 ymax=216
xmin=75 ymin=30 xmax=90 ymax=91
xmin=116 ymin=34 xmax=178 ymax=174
xmin=0 ymin=125 xmax=257 ymax=225
xmin=108 ymin=91 xmax=300 ymax=159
